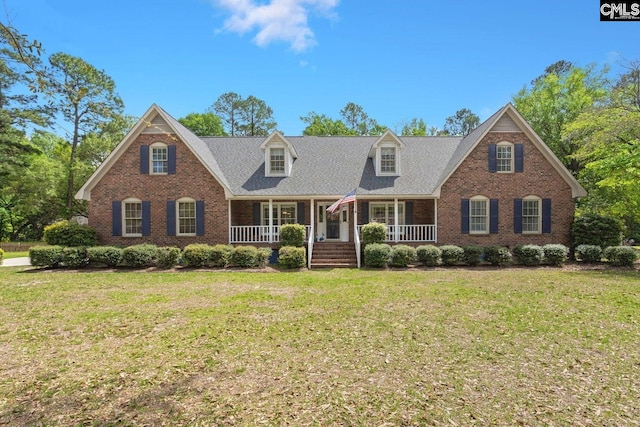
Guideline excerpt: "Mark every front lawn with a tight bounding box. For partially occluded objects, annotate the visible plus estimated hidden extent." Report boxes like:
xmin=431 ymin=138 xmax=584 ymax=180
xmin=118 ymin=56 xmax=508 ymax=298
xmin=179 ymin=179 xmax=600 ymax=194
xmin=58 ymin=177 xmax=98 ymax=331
xmin=0 ymin=268 xmax=638 ymax=425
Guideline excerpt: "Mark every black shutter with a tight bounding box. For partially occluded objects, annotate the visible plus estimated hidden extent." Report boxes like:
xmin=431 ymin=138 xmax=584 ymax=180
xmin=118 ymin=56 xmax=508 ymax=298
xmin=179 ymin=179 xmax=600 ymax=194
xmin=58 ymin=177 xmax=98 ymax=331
xmin=140 ymin=145 xmax=149 ymax=174
xmin=405 ymin=201 xmax=413 ymax=225
xmin=490 ymin=199 xmax=499 ymax=234
xmin=488 ymin=144 xmax=497 ymax=173
xmin=166 ymin=201 xmax=176 ymax=236
xmin=461 ymin=199 xmax=470 ymax=234
xmin=361 ymin=201 xmax=369 ymax=224
xmin=196 ymin=200 xmax=205 ymax=236
xmin=168 ymin=145 xmax=177 ymax=174
xmin=514 ymin=199 xmax=523 ymax=234
xmin=253 ymin=203 xmax=261 ymax=226
xmin=297 ymin=202 xmax=305 ymax=224
xmin=142 ymin=201 xmax=151 ymax=236
xmin=542 ymin=198 xmax=552 ymax=234
xmin=515 ymin=144 xmax=524 ymax=173
xmin=112 ymin=201 xmax=122 ymax=236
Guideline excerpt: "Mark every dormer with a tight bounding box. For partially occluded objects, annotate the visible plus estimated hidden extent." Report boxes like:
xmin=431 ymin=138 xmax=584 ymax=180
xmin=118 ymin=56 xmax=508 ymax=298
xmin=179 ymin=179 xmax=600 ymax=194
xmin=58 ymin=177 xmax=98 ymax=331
xmin=260 ymin=131 xmax=297 ymax=177
xmin=368 ymin=130 xmax=405 ymax=176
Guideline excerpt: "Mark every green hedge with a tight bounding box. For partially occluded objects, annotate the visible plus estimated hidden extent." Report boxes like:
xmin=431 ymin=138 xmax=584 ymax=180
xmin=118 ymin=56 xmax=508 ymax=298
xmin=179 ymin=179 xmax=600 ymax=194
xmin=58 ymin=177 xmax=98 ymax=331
xmin=43 ymin=220 xmax=98 ymax=247
xmin=574 ymin=244 xmax=602 ymax=264
xmin=389 ymin=245 xmax=416 ymax=267
xmin=462 ymin=246 xmax=483 ymax=266
xmin=364 ymin=243 xmax=391 ymax=268
xmin=542 ymin=244 xmax=569 ymax=266
xmin=416 ymin=245 xmax=441 ymax=266
xmin=182 ymin=244 xmax=212 ymax=267
xmin=62 ymin=247 xmax=89 ymax=268
xmin=30 ymin=246 xmax=64 ymax=268
xmin=230 ymin=246 xmax=270 ymax=268
xmin=440 ymin=245 xmax=464 ymax=266
xmin=517 ymin=245 xmax=544 ymax=266
xmin=483 ymin=246 xmax=512 ymax=266
xmin=278 ymin=246 xmax=306 ymax=269
xmin=571 ymin=213 xmax=622 ymax=249
xmin=361 ymin=223 xmax=387 ymax=246
xmin=280 ymin=224 xmax=305 ymax=247
xmin=156 ymin=247 xmax=181 ymax=269
xmin=121 ymin=244 xmax=158 ymax=268
xmin=87 ymin=246 xmax=123 ymax=267
xmin=0 ymin=248 xmax=3 ymax=265
xmin=603 ymin=246 xmax=638 ymax=267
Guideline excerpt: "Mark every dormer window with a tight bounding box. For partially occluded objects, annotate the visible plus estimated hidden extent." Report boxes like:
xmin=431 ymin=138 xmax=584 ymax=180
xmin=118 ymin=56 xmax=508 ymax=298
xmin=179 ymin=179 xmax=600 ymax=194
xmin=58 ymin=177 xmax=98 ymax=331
xmin=269 ymin=147 xmax=285 ymax=175
xmin=369 ymin=130 xmax=405 ymax=176
xmin=260 ymin=131 xmax=297 ymax=177
xmin=380 ymin=147 xmax=397 ymax=174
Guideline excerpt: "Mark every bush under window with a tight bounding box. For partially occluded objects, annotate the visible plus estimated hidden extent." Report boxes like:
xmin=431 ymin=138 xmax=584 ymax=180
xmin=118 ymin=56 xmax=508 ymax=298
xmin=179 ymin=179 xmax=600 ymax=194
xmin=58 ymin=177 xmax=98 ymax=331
xmin=278 ymin=246 xmax=306 ymax=269
xmin=416 ymin=245 xmax=441 ymax=266
xmin=439 ymin=245 xmax=464 ymax=266
xmin=574 ymin=244 xmax=602 ymax=264
xmin=364 ymin=243 xmax=391 ymax=268
xmin=389 ymin=245 xmax=416 ymax=267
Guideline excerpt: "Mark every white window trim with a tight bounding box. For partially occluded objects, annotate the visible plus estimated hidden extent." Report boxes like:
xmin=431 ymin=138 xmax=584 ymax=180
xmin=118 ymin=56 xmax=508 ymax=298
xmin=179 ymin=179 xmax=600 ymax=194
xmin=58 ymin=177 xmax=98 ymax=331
xmin=150 ymin=142 xmax=168 ymax=175
xmin=522 ymin=195 xmax=542 ymax=234
xmin=264 ymin=143 xmax=292 ymax=177
xmin=369 ymin=202 xmax=405 ymax=225
xmin=176 ymin=197 xmax=196 ymax=236
xmin=496 ymin=141 xmax=514 ymax=174
xmin=470 ymin=195 xmax=489 ymax=235
xmin=260 ymin=202 xmax=297 ymax=226
xmin=376 ymin=145 xmax=400 ymax=176
xmin=122 ymin=197 xmax=142 ymax=237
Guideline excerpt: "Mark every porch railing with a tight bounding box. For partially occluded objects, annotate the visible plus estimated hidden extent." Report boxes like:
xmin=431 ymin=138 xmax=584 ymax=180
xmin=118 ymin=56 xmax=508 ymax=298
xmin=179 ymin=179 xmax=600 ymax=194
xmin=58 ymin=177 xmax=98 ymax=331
xmin=229 ymin=225 xmax=312 ymax=244
xmin=356 ymin=224 xmax=437 ymax=243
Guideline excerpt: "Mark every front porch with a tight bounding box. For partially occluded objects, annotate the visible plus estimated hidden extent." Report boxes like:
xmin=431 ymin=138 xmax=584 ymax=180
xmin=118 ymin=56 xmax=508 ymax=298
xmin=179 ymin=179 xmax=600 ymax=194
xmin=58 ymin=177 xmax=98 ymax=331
xmin=227 ymin=199 xmax=437 ymax=267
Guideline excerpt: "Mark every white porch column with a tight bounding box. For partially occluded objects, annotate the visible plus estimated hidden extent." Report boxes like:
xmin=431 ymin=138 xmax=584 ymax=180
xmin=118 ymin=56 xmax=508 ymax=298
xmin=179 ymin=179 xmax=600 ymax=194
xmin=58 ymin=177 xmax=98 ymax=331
xmin=353 ymin=198 xmax=358 ymax=234
xmin=394 ymin=198 xmax=399 ymax=242
xmin=228 ymin=199 xmax=232 ymax=244
xmin=268 ymin=199 xmax=274 ymax=243
xmin=310 ymin=199 xmax=315 ymax=238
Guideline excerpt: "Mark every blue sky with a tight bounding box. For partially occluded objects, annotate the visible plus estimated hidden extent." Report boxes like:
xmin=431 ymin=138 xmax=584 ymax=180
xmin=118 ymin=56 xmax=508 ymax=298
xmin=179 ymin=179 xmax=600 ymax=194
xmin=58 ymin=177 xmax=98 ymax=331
xmin=4 ymin=0 xmax=640 ymax=135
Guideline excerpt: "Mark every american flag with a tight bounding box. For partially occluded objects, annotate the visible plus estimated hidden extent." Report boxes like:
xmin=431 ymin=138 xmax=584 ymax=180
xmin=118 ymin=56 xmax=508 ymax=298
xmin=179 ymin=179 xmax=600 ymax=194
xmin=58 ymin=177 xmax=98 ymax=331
xmin=326 ymin=189 xmax=357 ymax=214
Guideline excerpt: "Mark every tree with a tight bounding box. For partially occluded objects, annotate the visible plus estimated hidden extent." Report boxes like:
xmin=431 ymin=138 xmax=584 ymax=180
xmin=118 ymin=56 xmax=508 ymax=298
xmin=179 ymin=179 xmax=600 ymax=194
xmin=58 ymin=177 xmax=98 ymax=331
xmin=443 ymin=108 xmax=480 ymax=136
xmin=48 ymin=52 xmax=124 ymax=218
xmin=399 ymin=118 xmax=440 ymax=136
xmin=238 ymin=95 xmax=277 ymax=136
xmin=178 ymin=112 xmax=226 ymax=136
xmin=300 ymin=112 xmax=355 ymax=136
xmin=211 ymin=92 xmax=244 ymax=136
xmin=513 ymin=61 xmax=608 ymax=174
xmin=339 ymin=102 xmax=385 ymax=135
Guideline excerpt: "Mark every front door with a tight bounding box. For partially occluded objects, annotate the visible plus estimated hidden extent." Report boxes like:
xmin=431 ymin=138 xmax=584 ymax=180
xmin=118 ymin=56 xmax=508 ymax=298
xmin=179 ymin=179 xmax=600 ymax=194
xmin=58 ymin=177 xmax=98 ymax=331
xmin=317 ymin=203 xmax=349 ymax=241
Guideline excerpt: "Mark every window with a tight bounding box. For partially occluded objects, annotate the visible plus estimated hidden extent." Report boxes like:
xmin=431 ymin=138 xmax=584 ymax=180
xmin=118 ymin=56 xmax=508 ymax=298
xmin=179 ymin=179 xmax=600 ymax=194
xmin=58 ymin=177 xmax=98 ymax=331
xmin=380 ymin=147 xmax=397 ymax=174
xmin=496 ymin=143 xmax=513 ymax=173
xmin=150 ymin=143 xmax=168 ymax=174
xmin=522 ymin=196 xmax=541 ymax=233
xmin=123 ymin=198 xmax=142 ymax=236
xmin=470 ymin=196 xmax=488 ymax=234
xmin=269 ymin=148 xmax=285 ymax=175
xmin=369 ymin=202 xmax=405 ymax=226
xmin=177 ymin=198 xmax=196 ymax=236
xmin=261 ymin=203 xmax=297 ymax=226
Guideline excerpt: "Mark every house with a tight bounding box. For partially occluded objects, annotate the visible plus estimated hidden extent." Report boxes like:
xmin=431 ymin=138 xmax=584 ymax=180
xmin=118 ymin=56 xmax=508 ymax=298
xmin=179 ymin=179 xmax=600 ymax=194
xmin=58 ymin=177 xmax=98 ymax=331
xmin=75 ymin=103 xmax=586 ymax=267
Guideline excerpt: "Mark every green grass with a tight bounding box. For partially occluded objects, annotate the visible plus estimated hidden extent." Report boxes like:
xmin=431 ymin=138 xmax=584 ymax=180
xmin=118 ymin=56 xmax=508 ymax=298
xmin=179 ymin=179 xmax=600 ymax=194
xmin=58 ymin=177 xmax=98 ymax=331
xmin=1 ymin=251 xmax=29 ymax=259
xmin=1 ymin=267 xmax=639 ymax=426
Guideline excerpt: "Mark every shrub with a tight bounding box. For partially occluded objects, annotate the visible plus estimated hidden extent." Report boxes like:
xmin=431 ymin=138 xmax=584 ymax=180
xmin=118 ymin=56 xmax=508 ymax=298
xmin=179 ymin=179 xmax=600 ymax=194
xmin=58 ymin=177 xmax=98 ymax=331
xmin=389 ymin=245 xmax=417 ymax=267
xmin=280 ymin=224 xmax=305 ymax=247
xmin=603 ymin=246 xmax=638 ymax=267
xmin=62 ymin=246 xmax=89 ymax=268
xmin=512 ymin=245 xmax=525 ymax=260
xmin=0 ymin=248 xmax=3 ymax=265
xmin=43 ymin=220 xmax=98 ymax=247
xmin=230 ymin=246 xmax=260 ymax=268
xmin=574 ymin=244 xmax=602 ymax=264
xmin=543 ymin=244 xmax=569 ymax=266
xmin=462 ymin=246 xmax=484 ymax=266
xmin=439 ymin=245 xmax=464 ymax=266
xmin=517 ymin=245 xmax=544 ymax=266
xmin=571 ymin=214 xmax=623 ymax=249
xmin=30 ymin=245 xmax=64 ymax=268
xmin=416 ymin=245 xmax=441 ymax=266
xmin=278 ymin=246 xmax=306 ymax=269
xmin=361 ymin=222 xmax=387 ymax=246
xmin=364 ymin=243 xmax=391 ymax=268
xmin=156 ymin=247 xmax=181 ymax=269
xmin=182 ymin=244 xmax=213 ymax=268
xmin=121 ymin=244 xmax=157 ymax=268
xmin=483 ymin=246 xmax=512 ymax=266
xmin=209 ymin=244 xmax=233 ymax=267
xmin=87 ymin=246 xmax=123 ymax=267
xmin=256 ymin=247 xmax=272 ymax=268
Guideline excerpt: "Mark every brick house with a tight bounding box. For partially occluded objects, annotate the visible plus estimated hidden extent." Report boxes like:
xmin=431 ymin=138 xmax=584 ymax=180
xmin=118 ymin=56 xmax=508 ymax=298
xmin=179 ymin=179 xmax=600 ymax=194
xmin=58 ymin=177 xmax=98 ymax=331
xmin=76 ymin=103 xmax=586 ymax=267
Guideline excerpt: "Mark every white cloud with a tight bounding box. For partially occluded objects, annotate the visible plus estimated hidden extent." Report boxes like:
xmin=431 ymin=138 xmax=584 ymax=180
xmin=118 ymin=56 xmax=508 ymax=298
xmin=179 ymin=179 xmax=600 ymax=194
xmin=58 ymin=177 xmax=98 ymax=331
xmin=212 ymin=0 xmax=338 ymax=52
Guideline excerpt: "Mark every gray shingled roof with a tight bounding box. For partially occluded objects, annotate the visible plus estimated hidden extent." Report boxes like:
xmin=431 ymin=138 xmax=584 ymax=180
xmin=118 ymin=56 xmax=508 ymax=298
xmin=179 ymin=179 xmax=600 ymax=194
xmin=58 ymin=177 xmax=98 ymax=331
xmin=203 ymin=135 xmax=463 ymax=198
